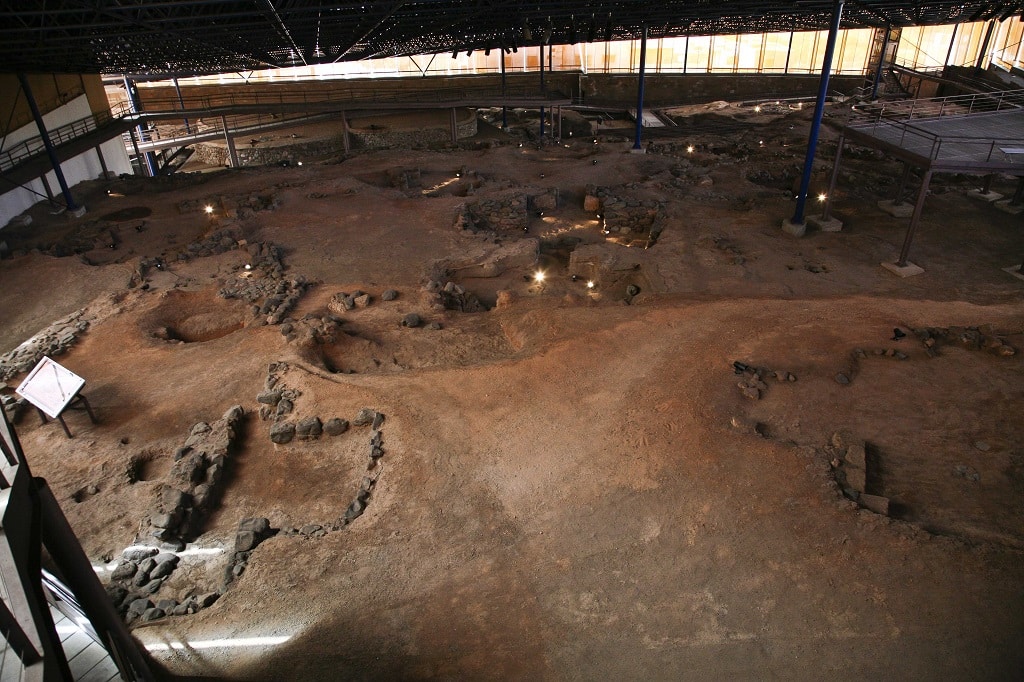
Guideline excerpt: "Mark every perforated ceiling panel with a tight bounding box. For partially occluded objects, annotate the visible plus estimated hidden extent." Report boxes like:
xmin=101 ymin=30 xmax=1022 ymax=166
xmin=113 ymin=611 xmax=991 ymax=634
xmin=1 ymin=1 xmax=1021 ymax=75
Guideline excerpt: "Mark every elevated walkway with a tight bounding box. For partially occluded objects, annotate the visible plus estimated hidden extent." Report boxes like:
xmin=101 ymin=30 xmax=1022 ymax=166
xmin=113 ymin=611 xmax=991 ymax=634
xmin=2 ymin=85 xmax=572 ymax=189
xmin=825 ymin=88 xmax=1024 ymax=272
xmin=847 ymin=89 xmax=1024 ymax=173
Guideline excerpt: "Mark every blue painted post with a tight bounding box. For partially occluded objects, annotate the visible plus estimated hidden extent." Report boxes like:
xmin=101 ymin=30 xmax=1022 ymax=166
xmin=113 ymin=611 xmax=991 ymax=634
xmin=17 ymin=73 xmax=80 ymax=212
xmin=633 ymin=24 xmax=648 ymax=151
xmin=791 ymin=0 xmax=845 ymax=227
xmin=539 ymin=45 xmax=545 ymax=137
xmin=173 ymin=77 xmax=191 ymax=134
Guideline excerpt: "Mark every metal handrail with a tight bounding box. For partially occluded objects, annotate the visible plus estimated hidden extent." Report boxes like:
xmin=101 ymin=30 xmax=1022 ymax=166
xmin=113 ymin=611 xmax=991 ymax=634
xmin=133 ymin=83 xmax=565 ymax=114
xmin=854 ymin=88 xmax=1024 ymax=124
xmin=850 ymin=115 xmax=1024 ymax=163
xmin=0 ymin=105 xmax=138 ymax=172
xmin=2 ymin=84 xmax=566 ymax=174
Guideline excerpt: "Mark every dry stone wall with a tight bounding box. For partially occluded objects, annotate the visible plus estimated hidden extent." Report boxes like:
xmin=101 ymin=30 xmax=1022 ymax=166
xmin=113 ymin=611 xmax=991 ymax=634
xmin=351 ymin=114 xmax=477 ymax=149
xmin=0 ymin=309 xmax=90 ymax=382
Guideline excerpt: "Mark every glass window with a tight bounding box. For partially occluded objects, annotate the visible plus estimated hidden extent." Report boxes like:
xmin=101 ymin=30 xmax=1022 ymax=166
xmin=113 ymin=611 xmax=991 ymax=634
xmin=762 ymin=32 xmax=792 ymax=73
xmin=837 ymin=29 xmax=872 ymax=74
xmin=685 ymin=36 xmax=712 ymax=73
xmin=788 ymin=31 xmax=820 ymax=73
xmin=737 ymin=33 xmax=764 ymax=72
xmin=709 ymin=35 xmax=738 ymax=72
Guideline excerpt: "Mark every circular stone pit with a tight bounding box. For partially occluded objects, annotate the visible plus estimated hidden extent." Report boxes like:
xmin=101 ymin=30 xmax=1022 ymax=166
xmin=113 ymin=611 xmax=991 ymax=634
xmin=142 ymin=289 xmax=250 ymax=344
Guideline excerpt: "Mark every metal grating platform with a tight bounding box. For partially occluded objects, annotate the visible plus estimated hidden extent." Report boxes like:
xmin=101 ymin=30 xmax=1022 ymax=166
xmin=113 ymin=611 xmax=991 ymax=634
xmin=846 ymin=107 xmax=1024 ymax=173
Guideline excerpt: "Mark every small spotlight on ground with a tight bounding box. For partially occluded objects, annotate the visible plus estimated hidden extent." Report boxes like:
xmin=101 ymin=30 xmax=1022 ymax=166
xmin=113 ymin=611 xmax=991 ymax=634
xmin=204 ymin=205 xmax=214 ymax=214
xmin=754 ymin=105 xmax=762 ymax=113
xmin=686 ymin=145 xmax=694 ymax=154
xmin=817 ymin=193 xmax=827 ymax=202
xmin=533 ymin=270 xmax=545 ymax=283
xmin=586 ymin=280 xmax=595 ymax=289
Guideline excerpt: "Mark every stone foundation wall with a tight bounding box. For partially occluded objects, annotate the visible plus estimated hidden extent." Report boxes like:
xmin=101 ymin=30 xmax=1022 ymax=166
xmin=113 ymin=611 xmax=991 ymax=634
xmin=457 ymin=191 xmax=528 ymax=233
xmin=585 ymin=184 xmax=665 ymax=236
xmin=350 ymin=111 xmax=477 ymax=149
xmin=191 ymin=137 xmax=342 ymax=167
xmin=141 ymin=73 xmax=867 ymax=112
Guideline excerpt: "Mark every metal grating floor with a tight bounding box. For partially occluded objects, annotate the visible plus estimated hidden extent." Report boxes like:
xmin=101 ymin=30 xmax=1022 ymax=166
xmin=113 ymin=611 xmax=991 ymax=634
xmin=846 ymin=109 xmax=1024 ymax=173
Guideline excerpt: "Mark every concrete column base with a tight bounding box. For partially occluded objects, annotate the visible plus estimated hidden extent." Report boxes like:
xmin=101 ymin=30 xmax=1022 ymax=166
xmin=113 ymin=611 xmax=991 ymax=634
xmin=68 ymin=206 xmax=87 ymax=218
xmin=967 ymin=189 xmax=1003 ymax=202
xmin=994 ymin=200 xmax=1024 ymax=215
xmin=780 ymin=218 xmax=807 ymax=237
xmin=628 ymin=147 xmax=647 ymax=154
xmin=807 ymin=215 xmax=843 ymax=232
xmin=881 ymin=260 xmax=924 ymax=277
xmin=1002 ymin=264 xmax=1024 ymax=281
xmin=877 ymin=200 xmax=914 ymax=218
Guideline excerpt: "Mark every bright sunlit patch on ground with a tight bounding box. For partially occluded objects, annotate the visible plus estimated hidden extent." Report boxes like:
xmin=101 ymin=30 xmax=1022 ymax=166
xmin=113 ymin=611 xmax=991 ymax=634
xmin=146 ymin=635 xmax=291 ymax=652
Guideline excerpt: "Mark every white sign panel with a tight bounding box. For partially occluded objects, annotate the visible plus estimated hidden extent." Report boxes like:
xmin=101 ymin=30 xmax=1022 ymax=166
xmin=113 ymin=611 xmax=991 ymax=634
xmin=15 ymin=357 xmax=86 ymax=420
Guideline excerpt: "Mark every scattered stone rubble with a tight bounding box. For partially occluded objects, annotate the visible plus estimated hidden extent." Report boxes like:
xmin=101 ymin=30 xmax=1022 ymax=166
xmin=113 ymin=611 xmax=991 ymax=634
xmin=280 ymin=314 xmax=340 ymax=351
xmin=259 ymin=362 xmax=303 ymax=426
xmin=177 ymin=191 xmax=281 ymax=220
xmin=836 ymin=345 xmax=912 ymax=385
xmin=106 ymin=406 xmax=244 ymax=624
xmin=732 ymin=360 xmax=797 ymax=400
xmin=912 ymin=325 xmax=1016 ymax=357
xmin=421 ymin=280 xmax=487 ymax=313
xmin=218 ymin=242 xmax=310 ymax=325
xmin=825 ymin=431 xmax=890 ymax=516
xmin=106 ymin=547 xmax=222 ymax=624
xmin=224 ymin=517 xmax=276 ymax=587
xmin=140 ymin=405 xmax=246 ymax=549
xmin=274 ymin=407 xmax=387 ymax=533
xmin=455 ymin=191 xmax=529 ymax=233
xmin=833 ymin=324 xmax=1013 ymax=386
xmin=327 ymin=290 xmax=373 ymax=314
xmin=130 ymin=224 xmax=249 ymax=289
xmin=387 ymin=167 xmax=422 ymax=190
xmin=114 ymin=391 xmax=391 ymax=623
xmin=259 ymin=364 xmax=364 ymax=444
xmin=0 ymin=310 xmax=90 ymax=381
xmin=584 ymin=184 xmax=667 ymax=245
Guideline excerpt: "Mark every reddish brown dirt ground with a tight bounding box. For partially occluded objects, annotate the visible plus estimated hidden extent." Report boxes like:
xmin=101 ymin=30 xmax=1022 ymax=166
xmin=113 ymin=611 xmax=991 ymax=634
xmin=1 ymin=102 xmax=1023 ymax=680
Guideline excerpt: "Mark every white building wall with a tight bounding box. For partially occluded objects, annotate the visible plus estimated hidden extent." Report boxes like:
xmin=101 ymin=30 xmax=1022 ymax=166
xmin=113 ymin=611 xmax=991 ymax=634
xmin=1 ymin=94 xmax=132 ymax=229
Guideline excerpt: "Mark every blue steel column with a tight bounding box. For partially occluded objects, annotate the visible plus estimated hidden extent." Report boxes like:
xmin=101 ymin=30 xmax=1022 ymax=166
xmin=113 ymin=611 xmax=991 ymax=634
xmin=173 ymin=77 xmax=191 ymax=134
xmin=632 ymin=24 xmax=648 ymax=151
xmin=539 ymin=45 xmax=545 ymax=137
xmin=17 ymin=73 xmax=80 ymax=212
xmin=124 ymin=77 xmax=157 ymax=177
xmin=791 ymin=0 xmax=844 ymax=226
